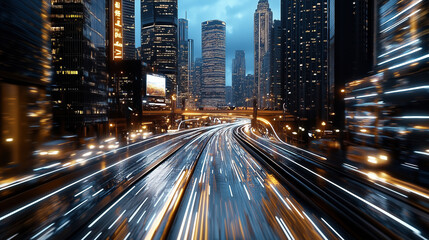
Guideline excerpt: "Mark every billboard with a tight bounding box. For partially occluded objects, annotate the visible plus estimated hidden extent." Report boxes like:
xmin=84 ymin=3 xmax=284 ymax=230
xmin=146 ymin=74 xmax=166 ymax=97
xmin=112 ymin=0 xmax=123 ymax=60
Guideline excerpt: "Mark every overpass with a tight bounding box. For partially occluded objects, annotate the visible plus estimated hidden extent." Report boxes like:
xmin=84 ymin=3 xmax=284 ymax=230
xmin=142 ymin=109 xmax=294 ymax=118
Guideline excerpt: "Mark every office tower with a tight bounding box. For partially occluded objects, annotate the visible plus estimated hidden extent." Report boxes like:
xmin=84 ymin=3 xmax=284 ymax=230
xmin=122 ymin=0 xmax=136 ymax=59
xmin=178 ymin=18 xmax=189 ymax=108
xmin=254 ymin=0 xmax=273 ymax=109
xmin=51 ymin=0 xmax=108 ymax=136
xmin=225 ymin=86 xmax=232 ymax=106
xmin=270 ymin=20 xmax=282 ymax=110
xmin=232 ymin=50 xmax=246 ymax=107
xmin=329 ymin=0 xmax=375 ymax=129
xmin=282 ymin=0 xmax=328 ymax=127
xmin=187 ymin=39 xmax=196 ymax=109
xmin=201 ymin=20 xmax=226 ymax=108
xmin=0 ymin=0 xmax=51 ymax=171
xmin=244 ymin=74 xmax=255 ymax=108
xmin=193 ymin=58 xmax=203 ymax=109
xmin=141 ymin=0 xmax=178 ymax=98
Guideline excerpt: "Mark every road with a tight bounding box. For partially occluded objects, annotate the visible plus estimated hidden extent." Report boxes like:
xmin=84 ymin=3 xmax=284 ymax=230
xmin=0 ymin=121 xmax=428 ymax=239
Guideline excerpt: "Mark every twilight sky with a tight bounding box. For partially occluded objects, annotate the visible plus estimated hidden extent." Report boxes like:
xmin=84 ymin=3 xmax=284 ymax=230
xmin=135 ymin=0 xmax=280 ymax=86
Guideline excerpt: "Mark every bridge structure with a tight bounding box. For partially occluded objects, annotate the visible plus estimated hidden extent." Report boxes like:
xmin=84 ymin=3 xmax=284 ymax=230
xmin=142 ymin=109 xmax=294 ymax=119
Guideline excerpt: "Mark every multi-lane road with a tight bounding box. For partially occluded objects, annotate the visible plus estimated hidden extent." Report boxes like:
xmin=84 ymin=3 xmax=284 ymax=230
xmin=0 ymin=121 xmax=428 ymax=239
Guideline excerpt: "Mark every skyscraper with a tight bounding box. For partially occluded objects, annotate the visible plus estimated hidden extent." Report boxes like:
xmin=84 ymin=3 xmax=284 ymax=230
xmin=122 ymin=0 xmax=136 ymax=60
xmin=178 ymin=18 xmax=189 ymax=108
xmin=193 ymin=58 xmax=203 ymax=109
xmin=329 ymin=0 xmax=375 ymax=129
xmin=232 ymin=50 xmax=246 ymax=107
xmin=201 ymin=20 xmax=226 ymax=108
xmin=254 ymin=0 xmax=273 ymax=109
xmin=141 ymin=0 xmax=178 ymax=97
xmin=51 ymin=0 xmax=108 ymax=136
xmin=0 ymin=0 xmax=51 ymax=171
xmin=244 ymin=74 xmax=255 ymax=108
xmin=282 ymin=0 xmax=328 ymax=127
xmin=270 ymin=20 xmax=282 ymax=110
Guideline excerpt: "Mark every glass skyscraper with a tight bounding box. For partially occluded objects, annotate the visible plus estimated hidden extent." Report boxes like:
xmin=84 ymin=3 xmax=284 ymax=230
xmin=51 ymin=0 xmax=108 ymax=136
xmin=201 ymin=20 xmax=226 ymax=108
xmin=141 ymin=0 xmax=178 ymax=98
xmin=232 ymin=50 xmax=246 ymax=107
xmin=0 ymin=0 xmax=52 ymax=171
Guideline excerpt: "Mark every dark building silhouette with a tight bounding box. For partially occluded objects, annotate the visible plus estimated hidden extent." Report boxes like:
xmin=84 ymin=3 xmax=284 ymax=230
xmin=141 ymin=0 xmax=178 ymax=98
xmin=329 ymin=0 xmax=376 ymax=129
xmin=178 ymin=18 xmax=189 ymax=108
xmin=0 ymin=0 xmax=52 ymax=171
xmin=122 ymin=0 xmax=136 ymax=60
xmin=232 ymin=50 xmax=246 ymax=107
xmin=270 ymin=20 xmax=282 ymax=110
xmin=51 ymin=0 xmax=108 ymax=137
xmin=244 ymin=74 xmax=255 ymax=108
xmin=281 ymin=0 xmax=328 ymax=128
xmin=225 ymin=86 xmax=232 ymax=106
xmin=193 ymin=58 xmax=203 ymax=109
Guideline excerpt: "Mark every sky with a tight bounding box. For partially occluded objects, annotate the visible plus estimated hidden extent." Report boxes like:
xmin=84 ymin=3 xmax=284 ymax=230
xmin=135 ymin=0 xmax=281 ymax=86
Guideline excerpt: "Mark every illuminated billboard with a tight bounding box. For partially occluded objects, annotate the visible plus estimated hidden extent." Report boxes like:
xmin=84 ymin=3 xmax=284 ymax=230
xmin=146 ymin=74 xmax=166 ymax=97
xmin=112 ymin=0 xmax=123 ymax=60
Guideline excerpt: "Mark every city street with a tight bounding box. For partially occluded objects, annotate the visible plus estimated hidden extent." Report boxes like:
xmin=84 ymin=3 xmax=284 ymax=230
xmin=1 ymin=122 xmax=428 ymax=239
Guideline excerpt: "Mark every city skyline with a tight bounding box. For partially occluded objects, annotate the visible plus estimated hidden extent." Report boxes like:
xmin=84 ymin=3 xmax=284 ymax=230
xmin=135 ymin=0 xmax=281 ymax=86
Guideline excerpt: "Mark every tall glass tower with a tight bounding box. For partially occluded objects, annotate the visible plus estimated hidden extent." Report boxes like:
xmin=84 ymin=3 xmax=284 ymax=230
xmin=201 ymin=20 xmax=226 ymax=108
xmin=141 ymin=0 xmax=178 ymax=98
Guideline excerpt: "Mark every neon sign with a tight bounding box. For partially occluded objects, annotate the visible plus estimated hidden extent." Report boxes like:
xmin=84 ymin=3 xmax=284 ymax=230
xmin=113 ymin=0 xmax=123 ymax=60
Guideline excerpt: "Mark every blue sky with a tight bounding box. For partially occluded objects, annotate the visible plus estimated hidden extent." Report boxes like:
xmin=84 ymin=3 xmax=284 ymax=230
xmin=135 ymin=0 xmax=280 ymax=86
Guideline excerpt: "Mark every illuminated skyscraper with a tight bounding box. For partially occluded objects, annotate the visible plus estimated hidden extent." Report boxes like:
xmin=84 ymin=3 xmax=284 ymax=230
xmin=282 ymin=0 xmax=328 ymax=127
xmin=193 ymin=58 xmax=203 ymax=109
xmin=254 ymin=0 xmax=273 ymax=109
xmin=270 ymin=20 xmax=282 ymax=110
xmin=178 ymin=18 xmax=189 ymax=108
xmin=51 ymin=0 xmax=108 ymax=136
xmin=141 ymin=0 xmax=178 ymax=97
xmin=0 ymin=0 xmax=52 ymax=171
xmin=232 ymin=50 xmax=246 ymax=107
xmin=122 ymin=0 xmax=136 ymax=60
xmin=201 ymin=20 xmax=226 ymax=108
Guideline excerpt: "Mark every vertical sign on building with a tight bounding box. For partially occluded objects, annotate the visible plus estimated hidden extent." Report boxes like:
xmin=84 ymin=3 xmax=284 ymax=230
xmin=113 ymin=0 xmax=123 ymax=60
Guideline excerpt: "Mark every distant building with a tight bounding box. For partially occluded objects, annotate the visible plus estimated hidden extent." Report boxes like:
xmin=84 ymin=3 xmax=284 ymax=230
xmin=187 ymin=39 xmax=196 ymax=109
xmin=225 ymin=86 xmax=232 ymax=106
xmin=192 ymin=58 xmax=203 ymax=109
xmin=232 ymin=50 xmax=246 ymax=107
xmin=141 ymin=0 xmax=178 ymax=98
xmin=270 ymin=20 xmax=282 ymax=110
xmin=281 ymin=0 xmax=328 ymax=127
xmin=201 ymin=20 xmax=226 ymax=108
xmin=0 ymin=0 xmax=52 ymax=171
xmin=244 ymin=74 xmax=255 ymax=108
xmin=254 ymin=0 xmax=273 ymax=109
xmin=51 ymin=0 xmax=108 ymax=136
xmin=178 ymin=18 xmax=189 ymax=108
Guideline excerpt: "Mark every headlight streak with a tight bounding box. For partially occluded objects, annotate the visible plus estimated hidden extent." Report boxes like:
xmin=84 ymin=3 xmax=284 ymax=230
xmin=74 ymin=186 xmax=92 ymax=197
xmin=30 ymin=223 xmax=55 ymax=240
xmin=321 ymin=218 xmax=344 ymax=240
xmin=303 ymin=212 xmax=328 ymax=240
xmin=275 ymin=216 xmax=295 ymax=240
xmin=107 ymin=210 xmax=126 ymax=230
xmin=63 ymin=199 xmax=89 ymax=216
xmin=128 ymin=197 xmax=148 ymax=223
xmin=244 ymin=133 xmax=424 ymax=238
xmin=270 ymin=184 xmax=291 ymax=210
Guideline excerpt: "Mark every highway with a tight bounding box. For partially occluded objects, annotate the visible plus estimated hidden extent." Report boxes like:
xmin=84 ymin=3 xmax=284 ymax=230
xmin=0 ymin=121 xmax=428 ymax=239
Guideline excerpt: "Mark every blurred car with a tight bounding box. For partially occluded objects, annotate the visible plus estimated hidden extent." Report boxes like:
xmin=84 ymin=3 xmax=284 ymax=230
xmin=346 ymin=145 xmax=390 ymax=167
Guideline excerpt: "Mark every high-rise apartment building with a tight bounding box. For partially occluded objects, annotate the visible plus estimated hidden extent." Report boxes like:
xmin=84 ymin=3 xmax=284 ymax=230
xmin=141 ymin=0 xmax=178 ymax=97
xmin=201 ymin=20 xmax=226 ymax=108
xmin=178 ymin=18 xmax=189 ymax=108
xmin=51 ymin=0 xmax=108 ymax=136
xmin=282 ymin=0 xmax=328 ymax=127
xmin=0 ymin=0 xmax=51 ymax=171
xmin=122 ymin=0 xmax=136 ymax=60
xmin=270 ymin=20 xmax=282 ymax=110
xmin=232 ymin=50 xmax=246 ymax=107
xmin=193 ymin=58 xmax=203 ymax=109
xmin=254 ymin=0 xmax=273 ymax=109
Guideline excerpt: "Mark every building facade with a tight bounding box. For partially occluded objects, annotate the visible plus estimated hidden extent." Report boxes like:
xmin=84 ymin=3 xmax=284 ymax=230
xmin=51 ymin=0 xmax=108 ymax=136
xmin=141 ymin=0 xmax=178 ymax=98
xmin=232 ymin=50 xmax=246 ymax=107
xmin=193 ymin=58 xmax=203 ymax=109
xmin=281 ymin=0 xmax=329 ymax=127
xmin=122 ymin=0 xmax=136 ymax=60
xmin=0 ymin=0 xmax=52 ymax=171
xmin=270 ymin=20 xmax=282 ymax=110
xmin=201 ymin=20 xmax=226 ymax=108
xmin=178 ymin=18 xmax=189 ymax=108
xmin=244 ymin=74 xmax=255 ymax=108
xmin=254 ymin=0 xmax=273 ymax=109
